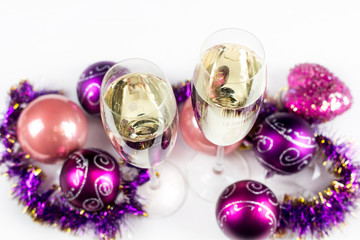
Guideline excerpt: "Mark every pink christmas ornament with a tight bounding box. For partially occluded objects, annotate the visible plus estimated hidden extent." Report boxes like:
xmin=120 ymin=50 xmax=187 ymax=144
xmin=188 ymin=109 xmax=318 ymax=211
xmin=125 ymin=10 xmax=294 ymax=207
xmin=17 ymin=94 xmax=88 ymax=163
xmin=284 ymin=63 xmax=352 ymax=123
xmin=60 ymin=148 xmax=121 ymax=212
xmin=179 ymin=98 xmax=241 ymax=155
xmin=287 ymin=63 xmax=331 ymax=88
xmin=216 ymin=180 xmax=279 ymax=240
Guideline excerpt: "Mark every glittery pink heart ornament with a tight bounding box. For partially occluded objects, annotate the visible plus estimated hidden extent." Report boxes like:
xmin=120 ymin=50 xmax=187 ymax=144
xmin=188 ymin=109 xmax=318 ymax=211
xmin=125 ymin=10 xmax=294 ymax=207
xmin=284 ymin=63 xmax=352 ymax=123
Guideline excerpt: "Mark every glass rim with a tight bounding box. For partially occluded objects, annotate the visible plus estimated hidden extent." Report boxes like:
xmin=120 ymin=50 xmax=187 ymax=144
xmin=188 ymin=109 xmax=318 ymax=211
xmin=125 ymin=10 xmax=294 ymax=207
xmin=100 ymin=58 xmax=174 ymax=119
xmin=198 ymin=28 xmax=266 ymax=83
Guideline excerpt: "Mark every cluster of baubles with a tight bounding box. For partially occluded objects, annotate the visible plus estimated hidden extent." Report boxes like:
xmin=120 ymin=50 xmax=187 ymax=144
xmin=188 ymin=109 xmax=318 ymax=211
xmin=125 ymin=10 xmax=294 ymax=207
xmin=17 ymin=61 xmax=122 ymax=212
xmin=212 ymin=111 xmax=316 ymax=239
xmin=175 ymin=63 xmax=350 ymax=239
xmin=15 ymin=61 xmax=352 ymax=239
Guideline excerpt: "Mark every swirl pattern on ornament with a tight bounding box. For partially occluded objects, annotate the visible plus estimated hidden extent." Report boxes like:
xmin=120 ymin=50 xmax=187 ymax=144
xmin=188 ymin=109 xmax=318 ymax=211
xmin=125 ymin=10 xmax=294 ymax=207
xmin=221 ymin=183 xmax=236 ymax=199
xmin=81 ymin=83 xmax=101 ymax=106
xmin=80 ymin=64 xmax=113 ymax=81
xmin=81 ymin=176 xmax=114 ymax=211
xmin=254 ymin=135 xmax=273 ymax=153
xmin=279 ymin=148 xmax=312 ymax=167
xmin=246 ymin=181 xmax=278 ymax=206
xmin=83 ymin=198 xmax=104 ymax=212
xmin=93 ymin=151 xmax=116 ymax=171
xmin=265 ymin=117 xmax=316 ymax=148
xmin=96 ymin=176 xmax=114 ymax=196
xmin=65 ymin=152 xmax=89 ymax=201
xmin=217 ymin=200 xmax=277 ymax=230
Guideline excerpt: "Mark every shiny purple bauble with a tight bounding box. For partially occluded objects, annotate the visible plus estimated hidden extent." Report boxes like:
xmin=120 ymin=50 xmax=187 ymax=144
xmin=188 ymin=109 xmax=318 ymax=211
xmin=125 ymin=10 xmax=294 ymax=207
xmin=216 ymin=180 xmax=279 ymax=240
xmin=60 ymin=148 xmax=121 ymax=212
xmin=253 ymin=112 xmax=316 ymax=175
xmin=77 ymin=61 xmax=115 ymax=114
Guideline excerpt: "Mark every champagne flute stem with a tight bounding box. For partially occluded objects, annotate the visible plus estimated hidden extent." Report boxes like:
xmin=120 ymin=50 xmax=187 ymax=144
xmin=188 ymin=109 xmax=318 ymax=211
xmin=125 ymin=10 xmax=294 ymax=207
xmin=149 ymin=166 xmax=161 ymax=190
xmin=213 ymin=145 xmax=225 ymax=174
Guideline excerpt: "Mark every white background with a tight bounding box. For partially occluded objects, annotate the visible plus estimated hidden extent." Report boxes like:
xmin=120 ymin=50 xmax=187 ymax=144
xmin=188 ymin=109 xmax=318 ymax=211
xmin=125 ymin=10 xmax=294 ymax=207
xmin=1 ymin=0 xmax=360 ymax=239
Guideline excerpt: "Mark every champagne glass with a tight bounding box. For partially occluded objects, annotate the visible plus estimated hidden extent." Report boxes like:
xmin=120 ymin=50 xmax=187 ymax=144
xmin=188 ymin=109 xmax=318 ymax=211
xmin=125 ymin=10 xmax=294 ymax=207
xmin=188 ymin=28 xmax=266 ymax=202
xmin=100 ymin=58 xmax=186 ymax=217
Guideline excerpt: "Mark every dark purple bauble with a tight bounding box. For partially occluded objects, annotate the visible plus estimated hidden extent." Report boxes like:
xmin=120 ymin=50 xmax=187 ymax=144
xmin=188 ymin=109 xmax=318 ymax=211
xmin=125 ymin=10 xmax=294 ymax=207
xmin=253 ymin=112 xmax=316 ymax=175
xmin=216 ymin=180 xmax=279 ymax=240
xmin=60 ymin=148 xmax=121 ymax=212
xmin=77 ymin=61 xmax=115 ymax=114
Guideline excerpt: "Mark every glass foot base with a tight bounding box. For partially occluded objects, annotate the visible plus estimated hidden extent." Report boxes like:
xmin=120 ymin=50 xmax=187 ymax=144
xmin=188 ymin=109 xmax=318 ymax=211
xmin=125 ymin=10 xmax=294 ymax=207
xmin=137 ymin=162 xmax=187 ymax=218
xmin=186 ymin=151 xmax=249 ymax=203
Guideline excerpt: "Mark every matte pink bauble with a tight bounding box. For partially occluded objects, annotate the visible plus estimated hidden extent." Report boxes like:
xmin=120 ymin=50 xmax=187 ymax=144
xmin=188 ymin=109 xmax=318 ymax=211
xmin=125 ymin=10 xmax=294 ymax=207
xmin=179 ymin=98 xmax=240 ymax=155
xmin=17 ymin=94 xmax=88 ymax=163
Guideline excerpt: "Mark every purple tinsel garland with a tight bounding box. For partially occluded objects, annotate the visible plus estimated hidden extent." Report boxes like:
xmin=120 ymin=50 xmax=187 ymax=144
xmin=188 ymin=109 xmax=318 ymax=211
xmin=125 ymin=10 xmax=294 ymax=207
xmin=1 ymin=80 xmax=359 ymax=239
xmin=0 ymin=81 xmax=149 ymax=239
xmin=277 ymin=134 xmax=360 ymax=238
xmin=172 ymin=80 xmax=191 ymax=104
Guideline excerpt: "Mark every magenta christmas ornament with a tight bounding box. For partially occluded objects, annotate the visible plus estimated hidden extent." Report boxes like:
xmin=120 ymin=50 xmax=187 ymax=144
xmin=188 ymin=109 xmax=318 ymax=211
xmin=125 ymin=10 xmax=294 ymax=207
xmin=17 ymin=94 xmax=88 ymax=164
xmin=284 ymin=63 xmax=352 ymax=123
xmin=216 ymin=180 xmax=279 ymax=240
xmin=253 ymin=112 xmax=316 ymax=176
xmin=77 ymin=61 xmax=116 ymax=114
xmin=60 ymin=148 xmax=121 ymax=212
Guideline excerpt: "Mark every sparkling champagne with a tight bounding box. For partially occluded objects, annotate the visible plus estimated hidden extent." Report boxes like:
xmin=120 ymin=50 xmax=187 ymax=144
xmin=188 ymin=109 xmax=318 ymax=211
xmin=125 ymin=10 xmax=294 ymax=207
xmin=192 ymin=43 xmax=265 ymax=146
xmin=101 ymin=73 xmax=178 ymax=168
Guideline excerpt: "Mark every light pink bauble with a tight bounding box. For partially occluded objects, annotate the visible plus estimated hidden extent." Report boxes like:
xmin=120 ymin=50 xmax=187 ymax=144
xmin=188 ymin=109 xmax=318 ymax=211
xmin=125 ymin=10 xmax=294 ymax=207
xmin=17 ymin=94 xmax=88 ymax=164
xmin=179 ymin=98 xmax=241 ymax=156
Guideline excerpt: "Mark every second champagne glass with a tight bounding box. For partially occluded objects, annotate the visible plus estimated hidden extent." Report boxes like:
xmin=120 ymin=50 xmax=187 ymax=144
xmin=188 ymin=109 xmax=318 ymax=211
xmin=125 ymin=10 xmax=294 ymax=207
xmin=100 ymin=59 xmax=186 ymax=217
xmin=188 ymin=28 xmax=267 ymax=202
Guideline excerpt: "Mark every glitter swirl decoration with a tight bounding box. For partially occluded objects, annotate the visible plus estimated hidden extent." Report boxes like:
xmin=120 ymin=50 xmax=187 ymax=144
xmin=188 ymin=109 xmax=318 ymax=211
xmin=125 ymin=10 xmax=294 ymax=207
xmin=77 ymin=61 xmax=116 ymax=114
xmin=82 ymin=176 xmax=114 ymax=211
xmin=253 ymin=112 xmax=316 ymax=176
xmin=93 ymin=150 xmax=116 ymax=171
xmin=0 ymin=81 xmax=149 ymax=239
xmin=246 ymin=181 xmax=279 ymax=207
xmin=60 ymin=148 xmax=120 ymax=212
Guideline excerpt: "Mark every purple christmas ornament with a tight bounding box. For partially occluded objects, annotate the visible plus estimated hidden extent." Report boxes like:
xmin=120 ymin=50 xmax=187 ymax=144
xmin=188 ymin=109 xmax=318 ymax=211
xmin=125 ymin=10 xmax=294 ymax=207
xmin=60 ymin=148 xmax=121 ymax=212
xmin=253 ymin=112 xmax=316 ymax=176
xmin=77 ymin=61 xmax=115 ymax=114
xmin=216 ymin=180 xmax=279 ymax=240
